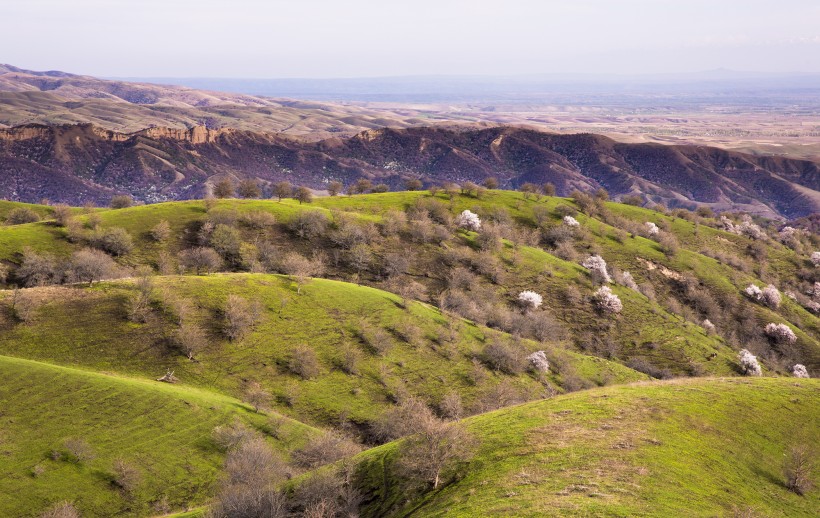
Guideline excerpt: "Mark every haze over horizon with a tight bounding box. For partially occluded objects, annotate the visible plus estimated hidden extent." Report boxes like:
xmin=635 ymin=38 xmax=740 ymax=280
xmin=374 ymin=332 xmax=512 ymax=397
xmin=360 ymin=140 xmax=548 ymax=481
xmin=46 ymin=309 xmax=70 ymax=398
xmin=3 ymin=0 xmax=819 ymax=79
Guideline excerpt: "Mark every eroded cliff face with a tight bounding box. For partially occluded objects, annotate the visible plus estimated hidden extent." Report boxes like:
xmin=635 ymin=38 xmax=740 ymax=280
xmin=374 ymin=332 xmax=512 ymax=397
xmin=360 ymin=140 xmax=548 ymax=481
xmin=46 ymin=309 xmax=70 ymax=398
xmin=0 ymin=124 xmax=233 ymax=144
xmin=0 ymin=122 xmax=818 ymax=218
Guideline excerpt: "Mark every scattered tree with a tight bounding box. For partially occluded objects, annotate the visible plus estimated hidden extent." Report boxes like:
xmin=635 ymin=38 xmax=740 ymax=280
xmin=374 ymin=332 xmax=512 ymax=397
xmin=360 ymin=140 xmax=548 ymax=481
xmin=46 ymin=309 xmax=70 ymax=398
xmin=738 ymin=348 xmax=762 ymax=376
xmin=405 ymin=178 xmax=423 ymax=191
xmin=90 ymin=227 xmax=134 ymax=256
xmin=236 ymin=179 xmax=261 ymax=199
xmin=295 ymin=186 xmax=313 ymax=204
xmin=243 ymin=381 xmax=271 ymax=412
xmin=5 ymin=207 xmax=41 ymax=225
xmin=110 ymin=195 xmax=133 ymax=209
xmin=764 ymin=323 xmax=797 ymax=344
xmin=150 ymin=220 xmax=172 ymax=242
xmin=273 ymin=181 xmax=292 ymax=201
xmin=213 ymin=178 xmax=235 ymax=198
xmin=455 ymin=209 xmax=481 ymax=231
xmin=288 ymin=345 xmax=321 ymax=380
xmin=592 ymin=286 xmax=622 ymax=314
xmin=327 ymin=181 xmax=343 ymax=196
xmin=784 ymin=444 xmax=814 ymax=495
xmin=68 ymin=248 xmax=117 ymax=285
xmin=396 ymin=414 xmax=476 ymax=489
xmin=223 ymin=294 xmax=261 ymax=341
xmin=174 ymin=321 xmax=208 ymax=360
xmin=179 ymin=247 xmax=223 ymax=274
xmin=792 ymin=364 xmax=810 ymax=378
xmin=39 ymin=501 xmax=80 ymax=518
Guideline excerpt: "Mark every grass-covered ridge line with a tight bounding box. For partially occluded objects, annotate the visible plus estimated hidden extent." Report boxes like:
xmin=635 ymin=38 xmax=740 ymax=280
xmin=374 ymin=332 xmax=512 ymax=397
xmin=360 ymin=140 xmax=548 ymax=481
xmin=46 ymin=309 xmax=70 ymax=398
xmin=354 ymin=377 xmax=820 ymax=517
xmin=0 ymin=354 xmax=315 ymax=517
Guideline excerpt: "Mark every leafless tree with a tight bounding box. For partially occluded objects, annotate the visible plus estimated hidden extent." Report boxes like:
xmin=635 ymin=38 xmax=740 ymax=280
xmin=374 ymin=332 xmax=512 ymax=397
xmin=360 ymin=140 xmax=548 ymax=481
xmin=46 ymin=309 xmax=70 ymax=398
xmin=293 ymin=431 xmax=362 ymax=469
xmin=243 ymin=381 xmax=271 ymax=413
xmin=288 ymin=345 xmax=321 ymax=379
xmin=273 ymin=181 xmax=292 ymax=201
xmin=111 ymin=458 xmax=141 ymax=495
xmin=51 ymin=204 xmax=74 ymax=227
xmin=213 ymin=178 xmax=235 ymax=198
xmin=237 ymin=179 xmax=261 ymax=199
xmin=179 ymin=247 xmax=223 ymax=274
xmin=5 ymin=207 xmax=41 ymax=224
xmin=64 ymin=438 xmax=95 ymax=463
xmin=785 ymin=444 xmax=815 ymax=495
xmin=223 ymin=294 xmax=262 ymax=341
xmin=69 ymin=248 xmax=117 ymax=285
xmin=110 ymin=195 xmax=133 ymax=209
xmin=396 ymin=413 xmax=476 ymax=489
xmin=327 ymin=181 xmax=343 ymax=196
xmin=150 ymin=220 xmax=172 ymax=242
xmin=373 ymin=397 xmax=437 ymax=442
xmin=280 ymin=252 xmax=323 ymax=294
xmin=17 ymin=248 xmax=59 ymax=286
xmin=174 ymin=320 xmax=208 ymax=360
xmin=90 ymin=227 xmax=134 ymax=256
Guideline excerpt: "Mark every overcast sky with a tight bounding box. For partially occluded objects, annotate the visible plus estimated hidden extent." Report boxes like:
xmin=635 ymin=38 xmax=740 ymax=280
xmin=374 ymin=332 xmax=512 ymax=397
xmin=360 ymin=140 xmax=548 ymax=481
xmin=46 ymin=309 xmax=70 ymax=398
xmin=2 ymin=0 xmax=819 ymax=78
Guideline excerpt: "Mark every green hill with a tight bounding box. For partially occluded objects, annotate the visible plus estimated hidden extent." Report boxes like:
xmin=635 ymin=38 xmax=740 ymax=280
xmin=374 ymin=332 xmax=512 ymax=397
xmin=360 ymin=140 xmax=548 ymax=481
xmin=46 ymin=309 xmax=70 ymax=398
xmin=353 ymin=377 xmax=820 ymax=517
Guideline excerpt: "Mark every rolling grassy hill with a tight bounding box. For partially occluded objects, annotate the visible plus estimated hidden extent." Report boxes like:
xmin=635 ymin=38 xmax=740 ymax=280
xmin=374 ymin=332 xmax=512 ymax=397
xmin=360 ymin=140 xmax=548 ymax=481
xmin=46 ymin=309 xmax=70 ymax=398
xmin=353 ymin=377 xmax=820 ymax=517
xmin=0 ymin=354 xmax=316 ymax=517
xmin=0 ymin=189 xmax=817 ymax=516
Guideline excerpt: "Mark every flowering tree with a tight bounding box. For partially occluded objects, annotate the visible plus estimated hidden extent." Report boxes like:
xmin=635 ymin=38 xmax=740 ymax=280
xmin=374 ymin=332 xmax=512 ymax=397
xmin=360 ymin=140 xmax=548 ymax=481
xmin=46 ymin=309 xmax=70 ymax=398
xmin=702 ymin=319 xmax=716 ymax=335
xmin=517 ymin=290 xmax=543 ymax=311
xmin=744 ymin=284 xmax=762 ymax=300
xmin=592 ymin=286 xmax=622 ymax=314
xmin=760 ymin=285 xmax=781 ymax=309
xmin=455 ymin=210 xmax=481 ymax=231
xmin=527 ymin=350 xmax=550 ymax=372
xmin=562 ymin=215 xmax=580 ymax=228
xmin=811 ymin=251 xmax=820 ymax=267
xmin=582 ymin=255 xmax=612 ymax=284
xmin=645 ymin=222 xmax=659 ymax=236
xmin=738 ymin=349 xmax=762 ymax=376
xmin=792 ymin=364 xmax=810 ymax=378
xmin=764 ymin=323 xmax=797 ymax=344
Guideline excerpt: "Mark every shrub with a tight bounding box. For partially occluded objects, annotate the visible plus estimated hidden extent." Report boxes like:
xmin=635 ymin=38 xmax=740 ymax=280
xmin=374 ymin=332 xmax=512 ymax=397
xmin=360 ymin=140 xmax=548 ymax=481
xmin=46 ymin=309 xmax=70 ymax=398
xmin=517 ymin=290 xmax=543 ymax=310
xmin=292 ymin=431 xmax=361 ymax=469
xmin=288 ymin=345 xmax=321 ymax=379
xmin=482 ymin=339 xmax=527 ymax=374
xmin=90 ymin=227 xmax=133 ymax=256
xmin=5 ymin=207 xmax=41 ymax=225
xmin=110 ymin=195 xmax=133 ymax=209
xmin=150 ymin=220 xmax=172 ymax=242
xmin=17 ymin=248 xmax=59 ymax=286
xmin=68 ymin=248 xmax=118 ymax=284
xmin=213 ymin=178 xmax=235 ymax=198
xmin=562 ymin=215 xmax=580 ymax=227
xmin=582 ymin=255 xmax=612 ymax=284
xmin=792 ymin=364 xmax=810 ymax=378
xmin=279 ymin=252 xmax=323 ymax=294
xmin=439 ymin=392 xmax=463 ymax=420
xmin=738 ymin=349 xmax=762 ymax=376
xmin=527 ymin=350 xmax=550 ymax=372
xmin=784 ymin=445 xmax=814 ymax=495
xmin=11 ymin=289 xmax=40 ymax=324
xmin=179 ymin=247 xmax=223 ymax=274
xmin=295 ymin=186 xmax=313 ymax=204
xmin=455 ymin=209 xmax=481 ymax=231
xmin=39 ymin=501 xmax=80 ymax=518
xmin=212 ymin=421 xmax=256 ymax=451
xmin=52 ymin=204 xmax=73 ymax=226
xmin=236 ymin=179 xmax=261 ymax=199
xmin=592 ymin=286 xmax=622 ymax=314
xmin=764 ymin=323 xmax=797 ymax=344
xmin=223 ymin=294 xmax=261 ymax=341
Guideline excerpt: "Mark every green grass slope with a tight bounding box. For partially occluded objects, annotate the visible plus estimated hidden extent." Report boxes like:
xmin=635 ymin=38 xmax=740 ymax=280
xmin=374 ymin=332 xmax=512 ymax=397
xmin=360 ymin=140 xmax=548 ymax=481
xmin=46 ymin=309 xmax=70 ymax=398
xmin=355 ymin=377 xmax=820 ymax=517
xmin=0 ymin=274 xmax=646 ymax=431
xmin=0 ymin=355 xmax=315 ymax=517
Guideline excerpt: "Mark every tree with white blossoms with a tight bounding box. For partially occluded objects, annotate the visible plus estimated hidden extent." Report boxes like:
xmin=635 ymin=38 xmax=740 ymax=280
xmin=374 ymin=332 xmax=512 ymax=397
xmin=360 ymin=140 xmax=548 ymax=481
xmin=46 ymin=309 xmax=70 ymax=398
xmin=702 ymin=319 xmax=716 ymax=335
xmin=744 ymin=284 xmax=762 ymax=300
xmin=562 ymin=215 xmax=580 ymax=228
xmin=517 ymin=290 xmax=543 ymax=311
xmin=455 ymin=210 xmax=481 ymax=231
xmin=738 ymin=349 xmax=762 ymax=376
xmin=744 ymin=284 xmax=781 ymax=309
xmin=764 ymin=323 xmax=797 ymax=344
xmin=792 ymin=364 xmax=810 ymax=378
xmin=527 ymin=350 xmax=550 ymax=372
xmin=581 ymin=255 xmax=612 ymax=285
xmin=592 ymin=286 xmax=622 ymax=314
xmin=645 ymin=222 xmax=659 ymax=236
xmin=811 ymin=251 xmax=820 ymax=267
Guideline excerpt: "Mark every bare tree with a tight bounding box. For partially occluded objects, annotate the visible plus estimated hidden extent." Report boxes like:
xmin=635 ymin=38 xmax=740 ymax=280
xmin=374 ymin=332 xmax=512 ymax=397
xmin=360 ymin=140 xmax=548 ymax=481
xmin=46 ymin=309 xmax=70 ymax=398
xmin=405 ymin=178 xmax=423 ymax=191
xmin=5 ymin=207 xmax=41 ymax=225
xmin=17 ymin=248 xmax=59 ymax=286
xmin=273 ymin=181 xmax=292 ymax=201
xmin=51 ymin=204 xmax=74 ymax=227
xmin=90 ymin=227 xmax=133 ymax=256
xmin=396 ymin=414 xmax=476 ymax=489
xmin=174 ymin=321 xmax=208 ymax=360
xmin=69 ymin=248 xmax=117 ymax=285
xmin=243 ymin=381 xmax=271 ymax=413
xmin=179 ymin=247 xmax=223 ymax=274
xmin=213 ymin=178 xmax=235 ymax=198
xmin=12 ymin=289 xmax=41 ymax=324
xmin=150 ymin=220 xmax=172 ymax=242
xmin=288 ymin=345 xmax=321 ymax=379
xmin=64 ymin=438 xmax=95 ymax=463
xmin=327 ymin=181 xmax=343 ymax=196
xmin=110 ymin=195 xmax=133 ymax=209
xmin=223 ymin=294 xmax=262 ymax=341
xmin=293 ymin=431 xmax=362 ymax=469
xmin=373 ymin=397 xmax=437 ymax=442
xmin=237 ymin=179 xmax=261 ymax=199
xmin=280 ymin=252 xmax=323 ymax=294
xmin=111 ymin=458 xmax=141 ymax=495
xmin=784 ymin=444 xmax=815 ymax=495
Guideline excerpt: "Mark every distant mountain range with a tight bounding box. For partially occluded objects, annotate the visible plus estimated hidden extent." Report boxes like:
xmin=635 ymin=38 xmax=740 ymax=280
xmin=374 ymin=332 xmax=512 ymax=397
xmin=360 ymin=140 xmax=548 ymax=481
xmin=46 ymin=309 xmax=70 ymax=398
xmin=1 ymin=123 xmax=817 ymax=218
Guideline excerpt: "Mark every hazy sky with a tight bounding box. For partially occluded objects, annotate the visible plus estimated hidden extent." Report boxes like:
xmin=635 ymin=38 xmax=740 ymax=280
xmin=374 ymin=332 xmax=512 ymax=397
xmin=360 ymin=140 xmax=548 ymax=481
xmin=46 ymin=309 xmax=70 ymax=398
xmin=2 ymin=0 xmax=819 ymax=78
